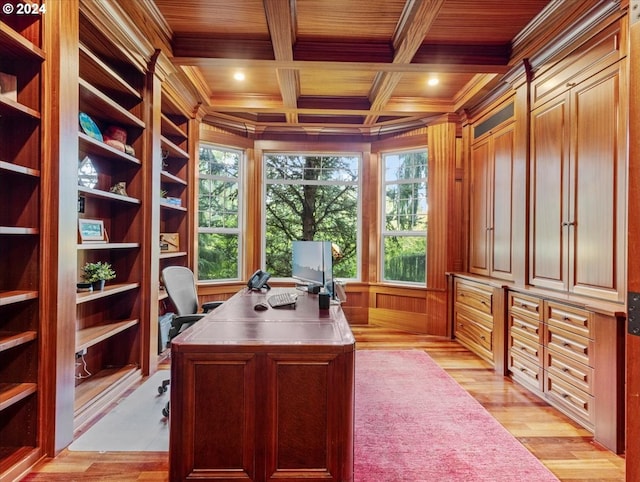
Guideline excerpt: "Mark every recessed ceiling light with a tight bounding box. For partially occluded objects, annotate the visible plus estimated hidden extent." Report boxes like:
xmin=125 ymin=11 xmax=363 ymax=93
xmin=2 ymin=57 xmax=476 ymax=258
xmin=233 ymin=71 xmax=245 ymax=81
xmin=427 ymin=77 xmax=439 ymax=86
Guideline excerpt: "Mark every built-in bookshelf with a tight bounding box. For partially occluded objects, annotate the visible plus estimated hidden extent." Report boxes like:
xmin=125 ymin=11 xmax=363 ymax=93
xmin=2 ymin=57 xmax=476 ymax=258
xmin=73 ymin=13 xmax=146 ymax=428
xmin=158 ymin=90 xmax=191 ymax=305
xmin=0 ymin=14 xmax=45 ymax=480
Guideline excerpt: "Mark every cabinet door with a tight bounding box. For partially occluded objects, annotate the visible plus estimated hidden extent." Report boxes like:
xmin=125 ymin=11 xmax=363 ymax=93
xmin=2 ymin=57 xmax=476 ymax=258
xmin=469 ymin=124 xmax=514 ymax=280
xmin=491 ymin=125 xmax=514 ymax=279
xmin=469 ymin=138 xmax=491 ymax=275
xmin=529 ymin=93 xmax=571 ymax=292
xmin=570 ymin=64 xmax=624 ymax=301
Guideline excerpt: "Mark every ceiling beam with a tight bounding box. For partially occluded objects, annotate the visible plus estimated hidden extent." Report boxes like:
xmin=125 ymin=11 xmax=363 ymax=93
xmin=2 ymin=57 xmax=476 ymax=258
xmin=365 ymin=0 xmax=445 ymax=125
xmin=172 ymin=57 xmax=510 ymax=75
xmin=263 ymin=0 xmax=299 ymax=123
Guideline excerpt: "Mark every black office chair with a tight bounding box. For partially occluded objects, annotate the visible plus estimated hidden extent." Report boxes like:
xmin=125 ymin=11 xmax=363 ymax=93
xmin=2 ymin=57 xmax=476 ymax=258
xmin=158 ymin=266 xmax=222 ymax=416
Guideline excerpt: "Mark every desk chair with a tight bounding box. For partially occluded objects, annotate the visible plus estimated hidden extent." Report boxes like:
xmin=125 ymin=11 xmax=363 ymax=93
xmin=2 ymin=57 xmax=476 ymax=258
xmin=159 ymin=266 xmax=222 ymax=416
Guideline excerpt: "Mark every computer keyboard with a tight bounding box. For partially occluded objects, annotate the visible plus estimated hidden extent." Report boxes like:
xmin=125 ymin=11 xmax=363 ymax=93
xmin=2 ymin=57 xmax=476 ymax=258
xmin=267 ymin=292 xmax=298 ymax=308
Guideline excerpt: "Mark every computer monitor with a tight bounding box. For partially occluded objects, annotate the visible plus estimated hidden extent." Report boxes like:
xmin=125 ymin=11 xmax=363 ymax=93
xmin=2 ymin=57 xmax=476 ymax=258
xmin=292 ymin=240 xmax=333 ymax=295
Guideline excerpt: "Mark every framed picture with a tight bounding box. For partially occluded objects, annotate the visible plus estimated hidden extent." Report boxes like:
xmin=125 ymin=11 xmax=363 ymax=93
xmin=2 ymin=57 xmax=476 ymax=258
xmin=78 ymin=218 xmax=108 ymax=243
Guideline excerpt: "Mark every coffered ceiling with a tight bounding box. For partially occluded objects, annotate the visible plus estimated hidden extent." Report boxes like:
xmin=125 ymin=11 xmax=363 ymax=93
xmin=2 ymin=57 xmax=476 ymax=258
xmin=146 ymin=0 xmax=601 ymax=138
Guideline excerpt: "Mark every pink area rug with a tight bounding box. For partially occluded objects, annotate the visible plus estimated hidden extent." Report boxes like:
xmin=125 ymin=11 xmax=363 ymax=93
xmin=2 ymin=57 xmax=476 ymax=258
xmin=354 ymin=350 xmax=558 ymax=481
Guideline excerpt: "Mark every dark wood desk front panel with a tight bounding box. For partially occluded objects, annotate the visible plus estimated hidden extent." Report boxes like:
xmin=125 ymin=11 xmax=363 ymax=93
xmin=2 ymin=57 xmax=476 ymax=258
xmin=169 ymin=289 xmax=355 ymax=482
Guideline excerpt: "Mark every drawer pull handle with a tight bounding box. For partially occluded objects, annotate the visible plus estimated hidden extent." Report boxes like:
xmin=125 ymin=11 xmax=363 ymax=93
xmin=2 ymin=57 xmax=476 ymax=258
xmin=562 ymin=367 xmax=570 ymax=373
xmin=520 ymin=324 xmax=527 ymax=330
xmin=480 ymin=335 xmax=486 ymax=340
xmin=521 ymin=346 xmax=527 ymax=351
xmin=520 ymin=367 xmax=527 ymax=372
xmin=562 ymin=393 xmax=570 ymax=399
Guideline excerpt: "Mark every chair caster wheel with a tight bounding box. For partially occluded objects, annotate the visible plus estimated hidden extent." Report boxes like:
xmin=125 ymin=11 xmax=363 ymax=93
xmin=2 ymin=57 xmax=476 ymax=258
xmin=158 ymin=385 xmax=167 ymax=395
xmin=162 ymin=402 xmax=170 ymax=418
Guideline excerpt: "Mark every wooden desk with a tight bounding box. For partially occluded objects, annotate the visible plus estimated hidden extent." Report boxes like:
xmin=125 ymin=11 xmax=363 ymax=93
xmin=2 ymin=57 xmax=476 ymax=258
xmin=169 ymin=289 xmax=355 ymax=482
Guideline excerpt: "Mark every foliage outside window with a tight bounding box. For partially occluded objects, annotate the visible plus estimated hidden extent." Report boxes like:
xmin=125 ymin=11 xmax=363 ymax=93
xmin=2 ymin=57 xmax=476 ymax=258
xmin=264 ymin=153 xmax=360 ymax=280
xmin=198 ymin=145 xmax=242 ymax=281
xmin=382 ymin=149 xmax=428 ymax=284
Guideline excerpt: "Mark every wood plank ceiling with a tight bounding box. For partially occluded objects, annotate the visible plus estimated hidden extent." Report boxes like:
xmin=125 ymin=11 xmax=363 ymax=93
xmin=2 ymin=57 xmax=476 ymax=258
xmin=148 ymin=0 xmax=584 ymax=138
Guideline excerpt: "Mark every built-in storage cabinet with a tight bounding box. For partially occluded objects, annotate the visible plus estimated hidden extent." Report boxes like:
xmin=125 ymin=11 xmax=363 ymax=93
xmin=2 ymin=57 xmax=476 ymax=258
xmin=0 ymin=15 xmax=46 ymax=480
xmin=73 ymin=15 xmax=146 ymax=427
xmin=452 ymin=277 xmax=495 ymax=365
xmin=543 ymin=301 xmax=594 ymax=428
xmin=506 ymin=289 xmax=624 ymax=453
xmin=529 ymin=30 xmax=626 ymax=302
xmin=469 ymin=106 xmax=515 ymax=281
xmin=508 ymin=292 xmax=544 ymax=392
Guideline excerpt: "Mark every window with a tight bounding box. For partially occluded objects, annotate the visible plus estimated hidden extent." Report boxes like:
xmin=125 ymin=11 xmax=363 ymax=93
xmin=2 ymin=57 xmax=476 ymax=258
xmin=263 ymin=153 xmax=360 ymax=280
xmin=381 ymin=149 xmax=428 ymax=284
xmin=197 ymin=145 xmax=242 ymax=281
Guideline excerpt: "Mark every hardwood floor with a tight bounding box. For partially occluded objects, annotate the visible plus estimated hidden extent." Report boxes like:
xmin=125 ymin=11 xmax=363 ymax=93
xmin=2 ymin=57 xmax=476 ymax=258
xmin=23 ymin=325 xmax=625 ymax=481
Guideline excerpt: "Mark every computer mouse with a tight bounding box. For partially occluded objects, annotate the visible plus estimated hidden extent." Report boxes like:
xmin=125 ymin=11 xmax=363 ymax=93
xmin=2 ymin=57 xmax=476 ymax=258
xmin=254 ymin=302 xmax=269 ymax=311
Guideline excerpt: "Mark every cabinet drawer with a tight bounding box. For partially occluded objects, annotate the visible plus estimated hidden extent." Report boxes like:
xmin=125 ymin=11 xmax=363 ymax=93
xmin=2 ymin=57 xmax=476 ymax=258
xmin=454 ymin=311 xmax=493 ymax=361
xmin=510 ymin=333 xmax=543 ymax=366
xmin=510 ymin=352 xmax=544 ymax=392
xmin=546 ymin=324 xmax=592 ymax=367
xmin=455 ymin=280 xmax=493 ymax=316
xmin=544 ymin=348 xmax=593 ymax=395
xmin=545 ymin=371 xmax=595 ymax=428
xmin=509 ymin=312 xmax=543 ymax=344
xmin=545 ymin=301 xmax=592 ymax=338
xmin=509 ymin=292 xmax=542 ymax=321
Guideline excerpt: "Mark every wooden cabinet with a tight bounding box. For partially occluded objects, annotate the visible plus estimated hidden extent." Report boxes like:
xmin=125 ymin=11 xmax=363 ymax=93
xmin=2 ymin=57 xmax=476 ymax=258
xmin=508 ymin=292 xmax=544 ymax=392
xmin=506 ymin=290 xmax=624 ymax=453
xmin=73 ymin=14 xmax=147 ymax=428
xmin=529 ymin=59 xmax=626 ymax=302
xmin=0 ymin=14 xmax=46 ymax=480
xmin=453 ymin=277 xmax=496 ymax=365
xmin=544 ymin=302 xmax=595 ymax=428
xmin=469 ymin=108 xmax=515 ymax=281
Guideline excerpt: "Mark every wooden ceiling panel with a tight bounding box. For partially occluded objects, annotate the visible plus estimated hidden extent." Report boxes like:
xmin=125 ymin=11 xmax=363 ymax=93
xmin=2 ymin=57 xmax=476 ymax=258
xmin=424 ymin=0 xmax=551 ymax=44
xmin=295 ymin=0 xmax=408 ymax=40
xmin=147 ymin=0 xmax=583 ymax=137
xmin=200 ymin=65 xmax=281 ymax=98
xmin=153 ymin=0 xmax=269 ymax=36
xmin=392 ymin=72 xmax=475 ymax=99
xmin=299 ymin=69 xmax=376 ymax=97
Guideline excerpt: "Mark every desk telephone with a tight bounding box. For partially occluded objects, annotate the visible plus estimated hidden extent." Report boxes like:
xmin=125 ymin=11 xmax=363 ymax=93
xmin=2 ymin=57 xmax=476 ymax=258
xmin=247 ymin=269 xmax=271 ymax=290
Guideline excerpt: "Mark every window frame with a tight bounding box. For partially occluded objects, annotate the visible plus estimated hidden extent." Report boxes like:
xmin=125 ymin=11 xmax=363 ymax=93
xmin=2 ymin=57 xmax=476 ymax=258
xmin=380 ymin=148 xmax=428 ymax=286
xmin=196 ymin=143 xmax=244 ymax=283
xmin=261 ymin=151 xmax=363 ymax=282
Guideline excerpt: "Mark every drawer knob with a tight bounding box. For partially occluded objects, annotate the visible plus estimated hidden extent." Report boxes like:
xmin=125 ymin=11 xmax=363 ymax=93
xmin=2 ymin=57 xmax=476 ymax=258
xmin=563 ymin=342 xmax=571 ymax=347
xmin=562 ymin=367 xmax=569 ymax=373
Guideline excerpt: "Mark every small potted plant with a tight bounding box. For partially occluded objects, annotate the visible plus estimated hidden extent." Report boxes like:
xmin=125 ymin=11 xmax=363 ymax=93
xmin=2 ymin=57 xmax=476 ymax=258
xmin=82 ymin=261 xmax=116 ymax=291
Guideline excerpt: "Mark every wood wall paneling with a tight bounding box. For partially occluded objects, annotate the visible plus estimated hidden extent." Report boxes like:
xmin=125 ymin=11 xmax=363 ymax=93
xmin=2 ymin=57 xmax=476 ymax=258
xmin=626 ymin=4 xmax=640 ymax=480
